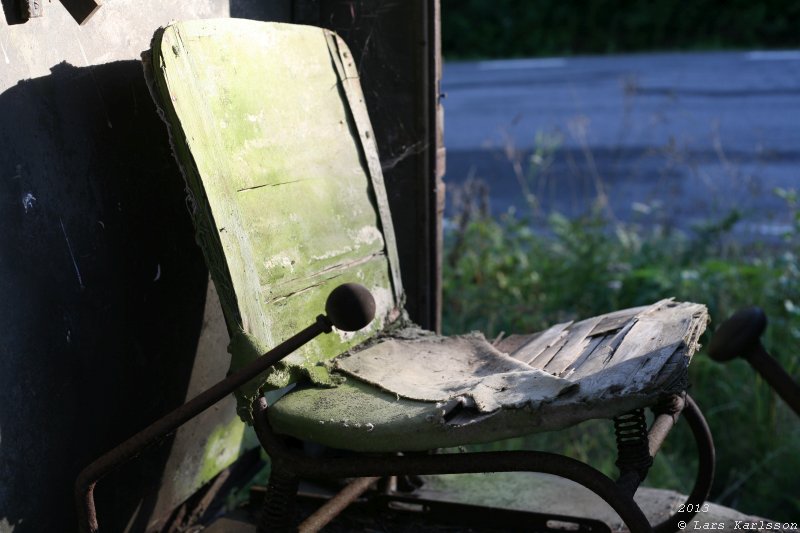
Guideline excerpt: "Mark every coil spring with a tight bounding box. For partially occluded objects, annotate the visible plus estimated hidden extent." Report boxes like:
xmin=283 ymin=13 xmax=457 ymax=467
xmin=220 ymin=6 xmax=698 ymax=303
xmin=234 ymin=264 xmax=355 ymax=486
xmin=258 ymin=468 xmax=299 ymax=533
xmin=613 ymin=408 xmax=653 ymax=476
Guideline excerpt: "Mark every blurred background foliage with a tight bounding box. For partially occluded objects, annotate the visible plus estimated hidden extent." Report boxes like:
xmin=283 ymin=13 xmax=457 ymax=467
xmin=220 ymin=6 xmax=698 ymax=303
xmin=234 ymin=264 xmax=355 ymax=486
xmin=442 ymin=168 xmax=800 ymax=520
xmin=439 ymin=0 xmax=800 ymax=520
xmin=442 ymin=0 xmax=800 ymax=59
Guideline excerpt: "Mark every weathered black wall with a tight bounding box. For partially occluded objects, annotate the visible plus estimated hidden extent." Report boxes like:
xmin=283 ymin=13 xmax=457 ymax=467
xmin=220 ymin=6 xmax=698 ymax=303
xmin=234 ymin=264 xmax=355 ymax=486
xmin=0 ymin=3 xmax=250 ymax=532
xmin=0 ymin=59 xmax=214 ymax=531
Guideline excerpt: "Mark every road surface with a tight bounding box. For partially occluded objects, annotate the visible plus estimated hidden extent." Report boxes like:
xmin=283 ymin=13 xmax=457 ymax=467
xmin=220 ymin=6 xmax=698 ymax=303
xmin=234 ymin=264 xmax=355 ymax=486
xmin=442 ymin=51 xmax=800 ymax=238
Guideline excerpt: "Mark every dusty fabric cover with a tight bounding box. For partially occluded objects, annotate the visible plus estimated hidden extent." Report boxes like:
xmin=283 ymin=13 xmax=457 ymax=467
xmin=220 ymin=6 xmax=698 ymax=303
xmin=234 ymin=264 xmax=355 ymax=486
xmin=270 ymin=300 xmax=709 ymax=451
xmin=334 ymin=299 xmax=707 ymax=416
xmin=336 ymin=332 xmax=575 ymax=412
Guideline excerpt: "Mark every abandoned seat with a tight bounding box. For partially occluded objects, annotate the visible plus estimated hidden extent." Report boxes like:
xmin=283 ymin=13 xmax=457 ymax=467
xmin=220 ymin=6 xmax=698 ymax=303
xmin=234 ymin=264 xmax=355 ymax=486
xmin=146 ymin=19 xmax=709 ymax=528
xmin=270 ymin=299 xmax=706 ymax=451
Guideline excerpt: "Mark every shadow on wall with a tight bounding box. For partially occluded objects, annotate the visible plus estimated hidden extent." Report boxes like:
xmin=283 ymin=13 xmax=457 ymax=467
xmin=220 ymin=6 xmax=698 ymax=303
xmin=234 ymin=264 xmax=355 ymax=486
xmin=0 ymin=60 xmax=209 ymax=532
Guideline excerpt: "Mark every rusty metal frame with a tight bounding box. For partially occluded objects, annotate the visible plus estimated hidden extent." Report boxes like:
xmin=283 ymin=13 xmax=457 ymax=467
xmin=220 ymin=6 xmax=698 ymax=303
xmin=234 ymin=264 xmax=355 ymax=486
xmin=252 ymin=393 xmax=716 ymax=533
xmin=75 ymin=316 xmax=334 ymax=533
xmin=297 ymin=476 xmax=380 ymax=533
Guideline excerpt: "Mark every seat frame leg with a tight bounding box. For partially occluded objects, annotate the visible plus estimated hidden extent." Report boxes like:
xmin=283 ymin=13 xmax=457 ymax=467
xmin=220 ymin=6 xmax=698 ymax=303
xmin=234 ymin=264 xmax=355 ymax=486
xmin=652 ymin=395 xmax=715 ymax=533
xmin=611 ymin=393 xmax=716 ymax=533
xmin=252 ymin=398 xmax=655 ymax=533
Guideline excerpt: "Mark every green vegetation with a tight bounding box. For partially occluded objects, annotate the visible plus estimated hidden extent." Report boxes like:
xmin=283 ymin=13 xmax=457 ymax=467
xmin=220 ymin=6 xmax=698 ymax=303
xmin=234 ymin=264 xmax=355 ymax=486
xmin=443 ymin=0 xmax=800 ymax=59
xmin=441 ymin=148 xmax=800 ymax=519
xmin=442 ymin=1 xmax=800 ymax=517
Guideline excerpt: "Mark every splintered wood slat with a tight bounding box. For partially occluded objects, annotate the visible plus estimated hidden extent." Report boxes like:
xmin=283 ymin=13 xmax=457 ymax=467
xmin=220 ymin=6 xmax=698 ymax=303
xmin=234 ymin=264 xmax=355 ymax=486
xmin=587 ymin=306 xmax=647 ymax=337
xmin=508 ymin=321 xmax=572 ymax=363
xmin=567 ymin=300 xmax=671 ymax=380
xmin=626 ymin=344 xmax=685 ymax=394
xmin=572 ymin=301 xmax=708 ymax=399
xmin=527 ymin=334 xmax=568 ymax=368
xmin=567 ymin=319 xmax=640 ymax=381
xmin=650 ymin=308 xmax=708 ymax=390
xmin=528 ymin=316 xmax=602 ymax=370
xmin=556 ymin=335 xmax=605 ymax=378
xmin=494 ymin=333 xmax=539 ymax=355
xmin=540 ymin=317 xmax=604 ymax=375
xmin=600 ymin=301 xmax=688 ymax=370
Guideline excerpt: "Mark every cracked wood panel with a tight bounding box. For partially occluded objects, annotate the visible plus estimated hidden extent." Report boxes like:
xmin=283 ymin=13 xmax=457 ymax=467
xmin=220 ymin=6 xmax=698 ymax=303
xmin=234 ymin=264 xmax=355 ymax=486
xmin=151 ymin=20 xmax=400 ymax=372
xmin=334 ymin=300 xmax=708 ymax=414
xmin=507 ymin=300 xmax=708 ymax=401
xmin=506 ymin=321 xmax=572 ymax=364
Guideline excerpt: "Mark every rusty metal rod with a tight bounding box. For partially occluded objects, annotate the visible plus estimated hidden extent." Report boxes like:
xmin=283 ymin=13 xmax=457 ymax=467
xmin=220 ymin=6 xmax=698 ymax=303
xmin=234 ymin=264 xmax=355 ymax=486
xmin=745 ymin=344 xmax=800 ymax=416
xmin=647 ymin=411 xmax=678 ymax=458
xmin=75 ymin=316 xmax=331 ymax=533
xmin=297 ymin=476 xmax=380 ymax=533
xmin=653 ymin=395 xmax=715 ymax=533
xmin=648 ymin=394 xmax=686 ymax=458
xmin=76 ymin=283 xmax=377 ymax=533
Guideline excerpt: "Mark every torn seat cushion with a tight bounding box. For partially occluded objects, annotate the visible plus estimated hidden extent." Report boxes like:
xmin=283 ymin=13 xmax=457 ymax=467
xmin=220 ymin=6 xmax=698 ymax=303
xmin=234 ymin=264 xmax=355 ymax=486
xmin=269 ymin=300 xmax=709 ymax=452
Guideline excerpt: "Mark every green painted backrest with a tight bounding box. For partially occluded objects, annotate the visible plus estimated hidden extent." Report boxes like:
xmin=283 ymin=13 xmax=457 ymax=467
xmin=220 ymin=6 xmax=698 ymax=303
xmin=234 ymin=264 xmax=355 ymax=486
xmin=149 ymin=19 xmax=404 ymax=399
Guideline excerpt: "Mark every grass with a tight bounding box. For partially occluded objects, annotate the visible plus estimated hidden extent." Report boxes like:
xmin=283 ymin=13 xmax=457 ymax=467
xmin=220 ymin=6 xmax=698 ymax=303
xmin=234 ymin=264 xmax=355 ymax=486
xmin=441 ymin=147 xmax=800 ymax=519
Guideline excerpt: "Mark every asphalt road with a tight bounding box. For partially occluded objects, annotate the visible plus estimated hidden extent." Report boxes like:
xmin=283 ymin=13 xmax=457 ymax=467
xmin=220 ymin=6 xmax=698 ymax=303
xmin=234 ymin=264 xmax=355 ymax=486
xmin=442 ymin=50 xmax=800 ymax=238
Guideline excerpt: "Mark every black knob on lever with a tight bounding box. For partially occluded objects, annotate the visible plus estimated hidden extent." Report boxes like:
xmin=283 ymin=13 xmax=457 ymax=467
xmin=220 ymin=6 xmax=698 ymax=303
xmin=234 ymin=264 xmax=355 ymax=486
xmin=709 ymin=307 xmax=799 ymax=416
xmin=325 ymin=282 xmax=376 ymax=332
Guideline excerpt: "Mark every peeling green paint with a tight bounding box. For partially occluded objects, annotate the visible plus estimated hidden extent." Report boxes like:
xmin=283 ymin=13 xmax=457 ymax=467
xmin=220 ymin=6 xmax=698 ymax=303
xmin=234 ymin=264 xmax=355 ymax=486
xmin=149 ymin=19 xmax=405 ymax=423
